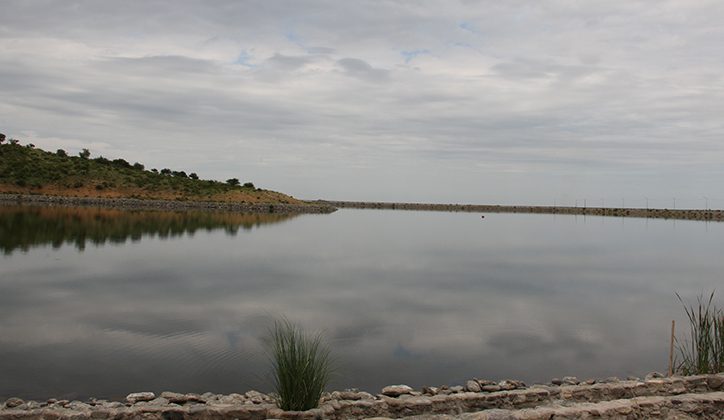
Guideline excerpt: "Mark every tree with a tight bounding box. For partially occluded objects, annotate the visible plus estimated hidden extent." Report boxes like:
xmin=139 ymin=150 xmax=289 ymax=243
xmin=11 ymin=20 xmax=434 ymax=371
xmin=160 ymin=168 xmax=171 ymax=175
xmin=132 ymin=162 xmax=145 ymax=171
xmin=226 ymin=178 xmax=240 ymax=186
xmin=79 ymin=148 xmax=90 ymax=159
xmin=243 ymin=182 xmax=255 ymax=189
xmin=189 ymin=173 xmax=199 ymax=180
xmin=56 ymin=149 xmax=68 ymax=157
xmin=0 ymin=133 xmax=5 ymax=143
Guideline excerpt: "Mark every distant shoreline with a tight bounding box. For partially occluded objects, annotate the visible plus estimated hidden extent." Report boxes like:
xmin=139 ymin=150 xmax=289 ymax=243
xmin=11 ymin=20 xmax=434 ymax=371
xmin=317 ymin=200 xmax=724 ymax=221
xmin=0 ymin=194 xmax=337 ymax=214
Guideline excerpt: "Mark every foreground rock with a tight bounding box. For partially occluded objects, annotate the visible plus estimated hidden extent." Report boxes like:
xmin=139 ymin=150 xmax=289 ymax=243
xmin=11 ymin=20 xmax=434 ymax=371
xmin=2 ymin=373 xmax=723 ymax=419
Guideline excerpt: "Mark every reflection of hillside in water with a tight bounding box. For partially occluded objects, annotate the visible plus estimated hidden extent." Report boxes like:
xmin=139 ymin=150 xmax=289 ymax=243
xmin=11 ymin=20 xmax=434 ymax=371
xmin=0 ymin=205 xmax=297 ymax=254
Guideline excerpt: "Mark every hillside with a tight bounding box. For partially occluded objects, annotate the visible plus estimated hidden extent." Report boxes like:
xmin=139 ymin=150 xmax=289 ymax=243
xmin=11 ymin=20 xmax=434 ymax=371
xmin=0 ymin=134 xmax=301 ymax=204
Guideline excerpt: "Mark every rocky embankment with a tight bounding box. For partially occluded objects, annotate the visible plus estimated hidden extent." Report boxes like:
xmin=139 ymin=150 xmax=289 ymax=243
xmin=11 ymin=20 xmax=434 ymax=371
xmin=2 ymin=373 xmax=723 ymax=419
xmin=319 ymin=200 xmax=724 ymax=222
xmin=0 ymin=194 xmax=337 ymax=214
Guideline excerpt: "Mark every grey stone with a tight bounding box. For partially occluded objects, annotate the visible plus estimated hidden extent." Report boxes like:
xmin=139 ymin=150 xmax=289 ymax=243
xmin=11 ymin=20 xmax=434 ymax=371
xmin=422 ymin=386 xmax=439 ymax=396
xmin=4 ymin=397 xmax=24 ymax=408
xmin=337 ymin=391 xmax=375 ymax=400
xmin=481 ymin=385 xmax=502 ymax=392
xmin=645 ymin=371 xmax=664 ymax=380
xmin=475 ymin=379 xmax=497 ymax=386
xmin=465 ymin=380 xmax=481 ymax=392
xmin=381 ymin=384 xmax=414 ymax=397
xmin=707 ymin=375 xmax=723 ymax=390
xmin=245 ymin=390 xmax=268 ymax=404
xmin=562 ymin=376 xmax=580 ymax=385
xmin=67 ymin=401 xmax=91 ymax=410
xmin=551 ymin=378 xmax=563 ymax=385
xmin=126 ymin=392 xmax=156 ymax=403
xmin=498 ymin=380 xmax=521 ymax=390
xmin=147 ymin=397 xmax=169 ymax=405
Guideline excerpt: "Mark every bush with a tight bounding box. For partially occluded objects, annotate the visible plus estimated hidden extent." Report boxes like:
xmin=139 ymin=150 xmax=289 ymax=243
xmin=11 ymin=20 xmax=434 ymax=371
xmin=226 ymin=178 xmax=240 ymax=186
xmin=268 ymin=319 xmax=332 ymax=411
xmin=189 ymin=173 xmax=199 ymax=180
xmin=79 ymin=148 xmax=90 ymax=159
xmin=133 ymin=162 xmax=145 ymax=171
xmin=56 ymin=149 xmax=67 ymax=157
xmin=112 ymin=158 xmax=131 ymax=168
xmin=243 ymin=182 xmax=255 ymax=189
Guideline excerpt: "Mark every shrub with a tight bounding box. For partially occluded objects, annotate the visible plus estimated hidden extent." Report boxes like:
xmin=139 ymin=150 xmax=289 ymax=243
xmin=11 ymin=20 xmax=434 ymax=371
xmin=56 ymin=149 xmax=68 ymax=157
xmin=226 ymin=178 xmax=240 ymax=186
xmin=79 ymin=148 xmax=90 ymax=159
xmin=243 ymin=182 xmax=255 ymax=189
xmin=0 ymin=133 xmax=5 ymax=143
xmin=112 ymin=158 xmax=131 ymax=168
xmin=189 ymin=173 xmax=199 ymax=180
xmin=133 ymin=162 xmax=145 ymax=171
xmin=268 ymin=319 xmax=332 ymax=411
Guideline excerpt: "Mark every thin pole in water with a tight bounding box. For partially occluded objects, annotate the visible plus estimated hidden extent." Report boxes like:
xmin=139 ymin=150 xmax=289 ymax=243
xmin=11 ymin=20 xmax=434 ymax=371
xmin=668 ymin=320 xmax=675 ymax=377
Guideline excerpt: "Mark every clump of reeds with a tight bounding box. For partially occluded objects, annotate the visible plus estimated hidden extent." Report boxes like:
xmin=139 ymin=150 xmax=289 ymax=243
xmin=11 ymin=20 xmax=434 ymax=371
xmin=268 ymin=319 xmax=332 ymax=411
xmin=675 ymin=292 xmax=724 ymax=375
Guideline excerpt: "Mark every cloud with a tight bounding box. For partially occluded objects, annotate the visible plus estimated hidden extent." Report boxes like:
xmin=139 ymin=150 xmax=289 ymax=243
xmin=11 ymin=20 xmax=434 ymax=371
xmin=1 ymin=0 xmax=724 ymax=204
xmin=336 ymin=57 xmax=389 ymax=82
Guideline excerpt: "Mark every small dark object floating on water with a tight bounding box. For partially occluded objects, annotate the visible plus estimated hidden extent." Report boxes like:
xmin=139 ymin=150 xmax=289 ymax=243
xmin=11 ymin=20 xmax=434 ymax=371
xmin=481 ymin=215 xmax=485 ymax=219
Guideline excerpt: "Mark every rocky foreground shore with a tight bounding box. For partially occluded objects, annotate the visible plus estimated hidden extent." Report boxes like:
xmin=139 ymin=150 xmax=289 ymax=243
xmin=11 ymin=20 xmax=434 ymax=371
xmin=320 ymin=200 xmax=724 ymax=222
xmin=2 ymin=373 xmax=723 ymax=419
xmin=0 ymin=194 xmax=337 ymax=214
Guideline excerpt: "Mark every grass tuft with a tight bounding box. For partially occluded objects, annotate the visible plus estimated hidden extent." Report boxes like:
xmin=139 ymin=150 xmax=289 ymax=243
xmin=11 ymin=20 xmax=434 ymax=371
xmin=674 ymin=292 xmax=724 ymax=375
xmin=268 ymin=319 xmax=332 ymax=411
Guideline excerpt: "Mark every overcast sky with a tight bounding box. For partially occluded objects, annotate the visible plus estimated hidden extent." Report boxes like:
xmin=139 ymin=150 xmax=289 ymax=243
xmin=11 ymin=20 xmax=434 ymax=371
xmin=2 ymin=1 xmax=724 ymax=207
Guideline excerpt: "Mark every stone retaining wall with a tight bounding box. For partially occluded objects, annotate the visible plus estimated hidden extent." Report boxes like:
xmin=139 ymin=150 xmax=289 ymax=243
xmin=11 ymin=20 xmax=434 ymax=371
xmin=320 ymin=200 xmax=724 ymax=222
xmin=2 ymin=374 xmax=722 ymax=419
xmin=0 ymin=194 xmax=337 ymax=214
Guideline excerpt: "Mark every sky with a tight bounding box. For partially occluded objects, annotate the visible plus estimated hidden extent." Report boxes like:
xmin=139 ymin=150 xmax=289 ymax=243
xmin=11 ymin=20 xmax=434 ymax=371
xmin=1 ymin=0 xmax=724 ymax=207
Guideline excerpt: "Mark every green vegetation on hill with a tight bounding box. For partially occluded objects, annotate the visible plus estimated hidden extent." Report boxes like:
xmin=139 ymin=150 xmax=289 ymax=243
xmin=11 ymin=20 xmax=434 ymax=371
xmin=0 ymin=133 xmax=298 ymax=203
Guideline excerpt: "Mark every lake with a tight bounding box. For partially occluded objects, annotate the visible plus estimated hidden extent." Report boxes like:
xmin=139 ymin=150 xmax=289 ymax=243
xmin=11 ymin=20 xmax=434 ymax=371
xmin=1 ymin=204 xmax=722 ymax=401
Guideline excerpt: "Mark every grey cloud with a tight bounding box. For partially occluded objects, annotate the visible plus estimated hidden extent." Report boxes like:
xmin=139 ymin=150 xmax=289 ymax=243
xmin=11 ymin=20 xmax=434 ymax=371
xmin=98 ymin=55 xmax=219 ymax=75
xmin=306 ymin=46 xmax=336 ymax=54
xmin=2 ymin=0 xmax=724 ymax=203
xmin=263 ymin=53 xmax=315 ymax=72
xmin=337 ymin=58 xmax=389 ymax=82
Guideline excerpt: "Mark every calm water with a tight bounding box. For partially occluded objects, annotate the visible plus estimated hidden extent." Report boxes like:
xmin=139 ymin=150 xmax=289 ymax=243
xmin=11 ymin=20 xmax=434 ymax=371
xmin=1 ymin=205 xmax=722 ymax=401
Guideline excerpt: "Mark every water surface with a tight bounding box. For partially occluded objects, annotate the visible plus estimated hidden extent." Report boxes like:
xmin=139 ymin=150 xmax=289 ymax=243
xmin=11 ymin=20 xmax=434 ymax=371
xmin=1 ymin=205 xmax=722 ymax=400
